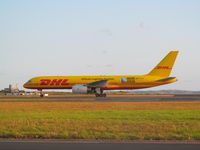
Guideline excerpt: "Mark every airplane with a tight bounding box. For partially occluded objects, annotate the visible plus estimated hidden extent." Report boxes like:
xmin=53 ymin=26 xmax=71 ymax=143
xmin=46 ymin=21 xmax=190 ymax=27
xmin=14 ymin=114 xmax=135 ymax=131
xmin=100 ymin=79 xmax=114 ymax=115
xmin=23 ymin=51 xmax=179 ymax=97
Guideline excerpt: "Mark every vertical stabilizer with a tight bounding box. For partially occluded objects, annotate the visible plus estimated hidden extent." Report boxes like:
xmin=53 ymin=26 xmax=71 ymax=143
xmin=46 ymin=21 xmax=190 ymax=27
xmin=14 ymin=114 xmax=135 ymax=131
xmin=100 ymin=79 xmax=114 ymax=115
xmin=148 ymin=51 xmax=179 ymax=77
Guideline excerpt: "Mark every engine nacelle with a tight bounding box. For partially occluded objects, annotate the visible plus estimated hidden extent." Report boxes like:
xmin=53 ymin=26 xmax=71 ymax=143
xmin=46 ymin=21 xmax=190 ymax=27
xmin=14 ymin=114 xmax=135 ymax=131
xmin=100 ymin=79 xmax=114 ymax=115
xmin=72 ymin=85 xmax=88 ymax=94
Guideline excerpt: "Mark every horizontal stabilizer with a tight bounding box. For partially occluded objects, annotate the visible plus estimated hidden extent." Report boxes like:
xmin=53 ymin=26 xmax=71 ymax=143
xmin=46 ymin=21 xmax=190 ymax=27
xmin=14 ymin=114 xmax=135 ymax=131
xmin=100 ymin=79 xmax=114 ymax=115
xmin=155 ymin=77 xmax=176 ymax=82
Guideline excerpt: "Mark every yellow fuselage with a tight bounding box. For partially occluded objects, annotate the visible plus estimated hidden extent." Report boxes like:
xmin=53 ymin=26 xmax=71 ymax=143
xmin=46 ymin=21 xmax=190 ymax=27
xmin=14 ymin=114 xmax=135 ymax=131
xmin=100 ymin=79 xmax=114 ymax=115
xmin=23 ymin=75 xmax=177 ymax=90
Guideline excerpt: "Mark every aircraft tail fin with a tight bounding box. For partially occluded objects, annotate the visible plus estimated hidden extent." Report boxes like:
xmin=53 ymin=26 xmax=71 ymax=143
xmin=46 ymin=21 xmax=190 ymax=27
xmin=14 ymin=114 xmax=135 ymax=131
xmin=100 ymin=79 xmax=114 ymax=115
xmin=148 ymin=51 xmax=179 ymax=77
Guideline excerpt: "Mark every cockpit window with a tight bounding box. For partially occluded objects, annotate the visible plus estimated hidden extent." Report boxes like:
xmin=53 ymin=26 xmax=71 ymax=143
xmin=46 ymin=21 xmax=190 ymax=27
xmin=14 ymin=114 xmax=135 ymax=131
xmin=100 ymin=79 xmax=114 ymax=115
xmin=27 ymin=80 xmax=32 ymax=83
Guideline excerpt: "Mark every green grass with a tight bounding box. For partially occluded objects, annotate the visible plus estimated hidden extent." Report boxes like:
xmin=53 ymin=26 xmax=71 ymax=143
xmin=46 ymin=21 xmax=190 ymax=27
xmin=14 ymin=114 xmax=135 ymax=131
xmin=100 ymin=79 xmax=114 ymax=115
xmin=0 ymin=102 xmax=200 ymax=140
xmin=0 ymin=110 xmax=200 ymax=120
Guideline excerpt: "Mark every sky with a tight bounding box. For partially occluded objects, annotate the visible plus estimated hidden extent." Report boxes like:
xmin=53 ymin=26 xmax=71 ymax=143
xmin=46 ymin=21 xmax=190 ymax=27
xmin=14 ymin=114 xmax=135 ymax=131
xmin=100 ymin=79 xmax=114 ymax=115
xmin=0 ymin=0 xmax=200 ymax=91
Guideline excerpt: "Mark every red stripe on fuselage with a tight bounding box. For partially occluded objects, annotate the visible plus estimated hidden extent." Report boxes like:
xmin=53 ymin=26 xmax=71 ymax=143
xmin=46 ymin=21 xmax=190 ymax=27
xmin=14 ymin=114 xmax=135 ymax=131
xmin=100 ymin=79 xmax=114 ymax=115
xmin=28 ymin=86 xmax=150 ymax=90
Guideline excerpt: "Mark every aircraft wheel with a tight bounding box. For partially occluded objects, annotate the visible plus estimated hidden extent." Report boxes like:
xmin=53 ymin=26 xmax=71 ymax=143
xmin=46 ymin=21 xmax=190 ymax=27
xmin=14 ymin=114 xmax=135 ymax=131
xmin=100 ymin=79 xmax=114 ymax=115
xmin=95 ymin=94 xmax=100 ymax=97
xmin=95 ymin=93 xmax=106 ymax=97
xmin=102 ymin=94 xmax=106 ymax=97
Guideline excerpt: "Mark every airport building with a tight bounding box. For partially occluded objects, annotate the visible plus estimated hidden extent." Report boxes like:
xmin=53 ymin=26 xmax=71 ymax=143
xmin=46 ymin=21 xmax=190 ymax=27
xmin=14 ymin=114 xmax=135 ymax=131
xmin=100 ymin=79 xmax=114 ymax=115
xmin=0 ymin=84 xmax=25 ymax=95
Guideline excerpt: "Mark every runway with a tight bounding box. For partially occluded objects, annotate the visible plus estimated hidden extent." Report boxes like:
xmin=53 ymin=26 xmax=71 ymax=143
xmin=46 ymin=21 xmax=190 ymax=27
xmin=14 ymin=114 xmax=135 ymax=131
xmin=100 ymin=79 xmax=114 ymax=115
xmin=0 ymin=140 xmax=200 ymax=150
xmin=0 ymin=94 xmax=200 ymax=102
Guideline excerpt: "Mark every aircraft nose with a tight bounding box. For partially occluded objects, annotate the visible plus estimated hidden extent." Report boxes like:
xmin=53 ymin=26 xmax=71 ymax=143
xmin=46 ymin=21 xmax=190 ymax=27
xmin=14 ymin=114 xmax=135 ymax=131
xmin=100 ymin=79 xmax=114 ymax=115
xmin=23 ymin=80 xmax=31 ymax=88
xmin=23 ymin=82 xmax=28 ymax=88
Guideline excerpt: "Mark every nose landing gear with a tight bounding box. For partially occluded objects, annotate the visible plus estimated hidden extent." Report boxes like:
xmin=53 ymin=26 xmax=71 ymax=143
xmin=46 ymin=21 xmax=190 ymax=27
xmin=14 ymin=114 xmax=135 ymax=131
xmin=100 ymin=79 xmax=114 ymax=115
xmin=38 ymin=89 xmax=44 ymax=97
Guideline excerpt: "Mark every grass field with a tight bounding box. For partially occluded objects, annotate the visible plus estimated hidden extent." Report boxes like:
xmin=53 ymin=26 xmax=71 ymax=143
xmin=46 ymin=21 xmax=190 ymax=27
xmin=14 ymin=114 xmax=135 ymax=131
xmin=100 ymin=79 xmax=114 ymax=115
xmin=0 ymin=101 xmax=200 ymax=140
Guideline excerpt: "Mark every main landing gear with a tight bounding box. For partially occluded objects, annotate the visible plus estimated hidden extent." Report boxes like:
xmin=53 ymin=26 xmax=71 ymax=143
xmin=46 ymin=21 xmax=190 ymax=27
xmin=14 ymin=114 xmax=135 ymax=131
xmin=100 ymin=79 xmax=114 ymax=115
xmin=95 ymin=89 xmax=106 ymax=97
xmin=95 ymin=93 xmax=106 ymax=97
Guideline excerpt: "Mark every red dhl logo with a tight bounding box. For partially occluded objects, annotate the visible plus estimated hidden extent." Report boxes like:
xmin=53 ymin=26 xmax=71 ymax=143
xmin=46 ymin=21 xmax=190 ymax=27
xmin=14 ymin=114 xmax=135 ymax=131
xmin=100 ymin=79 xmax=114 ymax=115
xmin=156 ymin=66 xmax=171 ymax=69
xmin=40 ymin=79 xmax=69 ymax=86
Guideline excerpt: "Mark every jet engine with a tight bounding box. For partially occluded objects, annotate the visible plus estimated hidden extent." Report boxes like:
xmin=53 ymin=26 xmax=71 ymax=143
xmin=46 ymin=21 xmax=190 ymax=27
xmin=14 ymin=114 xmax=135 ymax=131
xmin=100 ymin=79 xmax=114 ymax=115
xmin=72 ymin=85 xmax=88 ymax=94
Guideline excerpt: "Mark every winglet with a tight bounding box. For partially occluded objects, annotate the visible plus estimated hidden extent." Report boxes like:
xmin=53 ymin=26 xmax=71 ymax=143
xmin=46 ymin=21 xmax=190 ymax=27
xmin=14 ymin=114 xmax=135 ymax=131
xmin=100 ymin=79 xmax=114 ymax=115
xmin=148 ymin=51 xmax=179 ymax=77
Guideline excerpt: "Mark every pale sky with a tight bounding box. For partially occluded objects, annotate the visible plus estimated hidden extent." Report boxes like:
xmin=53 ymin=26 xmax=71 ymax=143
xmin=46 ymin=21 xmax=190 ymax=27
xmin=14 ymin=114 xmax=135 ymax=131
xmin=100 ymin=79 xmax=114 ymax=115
xmin=0 ymin=0 xmax=200 ymax=91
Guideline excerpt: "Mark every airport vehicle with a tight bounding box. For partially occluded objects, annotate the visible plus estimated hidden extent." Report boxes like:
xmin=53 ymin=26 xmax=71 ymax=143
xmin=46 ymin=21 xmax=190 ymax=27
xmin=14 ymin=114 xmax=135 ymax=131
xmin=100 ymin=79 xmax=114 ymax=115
xmin=24 ymin=51 xmax=178 ymax=97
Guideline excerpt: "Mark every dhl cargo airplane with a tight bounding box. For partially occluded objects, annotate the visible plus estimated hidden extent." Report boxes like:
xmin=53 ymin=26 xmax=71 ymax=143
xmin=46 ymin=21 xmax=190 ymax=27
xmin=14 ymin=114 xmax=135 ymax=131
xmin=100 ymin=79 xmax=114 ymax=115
xmin=24 ymin=51 xmax=178 ymax=97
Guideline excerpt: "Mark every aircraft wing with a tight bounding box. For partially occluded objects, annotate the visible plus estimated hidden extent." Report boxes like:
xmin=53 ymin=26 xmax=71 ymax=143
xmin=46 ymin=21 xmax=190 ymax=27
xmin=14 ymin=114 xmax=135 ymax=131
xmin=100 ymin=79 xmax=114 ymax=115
xmin=85 ymin=79 xmax=108 ymax=88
